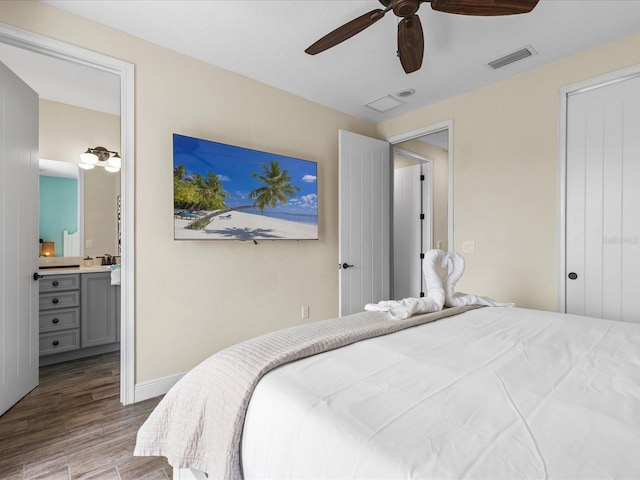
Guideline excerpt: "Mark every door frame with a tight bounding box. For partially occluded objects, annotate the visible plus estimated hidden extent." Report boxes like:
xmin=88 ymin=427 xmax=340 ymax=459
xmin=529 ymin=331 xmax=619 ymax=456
xmin=386 ymin=119 xmax=454 ymax=249
xmin=0 ymin=23 xmax=137 ymax=404
xmin=557 ymin=64 xmax=640 ymax=313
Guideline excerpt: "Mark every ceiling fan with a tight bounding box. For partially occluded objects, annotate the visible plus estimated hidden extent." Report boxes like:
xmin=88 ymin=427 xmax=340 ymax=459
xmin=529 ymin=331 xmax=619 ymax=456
xmin=305 ymin=0 xmax=540 ymax=74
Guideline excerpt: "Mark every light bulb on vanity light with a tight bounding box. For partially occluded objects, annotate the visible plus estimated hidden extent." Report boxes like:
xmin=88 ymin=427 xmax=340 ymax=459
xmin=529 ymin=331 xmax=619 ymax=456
xmin=80 ymin=149 xmax=99 ymax=165
xmin=107 ymin=153 xmax=121 ymax=169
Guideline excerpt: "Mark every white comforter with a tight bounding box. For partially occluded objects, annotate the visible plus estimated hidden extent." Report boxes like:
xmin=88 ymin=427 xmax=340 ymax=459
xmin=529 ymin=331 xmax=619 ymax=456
xmin=242 ymin=307 xmax=640 ymax=479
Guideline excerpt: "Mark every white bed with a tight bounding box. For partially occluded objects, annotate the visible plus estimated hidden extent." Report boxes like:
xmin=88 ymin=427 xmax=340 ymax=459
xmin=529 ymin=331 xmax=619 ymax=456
xmin=136 ymin=305 xmax=640 ymax=479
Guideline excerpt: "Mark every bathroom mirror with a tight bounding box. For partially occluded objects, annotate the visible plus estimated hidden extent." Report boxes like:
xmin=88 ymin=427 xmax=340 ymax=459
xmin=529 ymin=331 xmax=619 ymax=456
xmin=39 ymin=158 xmax=120 ymax=258
xmin=39 ymin=159 xmax=83 ymax=257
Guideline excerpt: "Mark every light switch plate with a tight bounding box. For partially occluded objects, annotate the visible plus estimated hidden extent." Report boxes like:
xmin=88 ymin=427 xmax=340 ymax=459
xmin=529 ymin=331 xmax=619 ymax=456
xmin=462 ymin=241 xmax=475 ymax=254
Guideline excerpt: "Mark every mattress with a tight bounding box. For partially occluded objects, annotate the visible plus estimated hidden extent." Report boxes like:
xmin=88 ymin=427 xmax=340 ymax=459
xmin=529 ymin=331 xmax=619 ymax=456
xmin=241 ymin=307 xmax=640 ymax=479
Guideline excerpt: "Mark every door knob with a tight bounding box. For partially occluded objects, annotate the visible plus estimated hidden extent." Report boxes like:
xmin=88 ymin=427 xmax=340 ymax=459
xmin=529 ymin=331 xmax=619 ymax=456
xmin=568 ymin=272 xmax=578 ymax=280
xmin=341 ymin=263 xmax=354 ymax=269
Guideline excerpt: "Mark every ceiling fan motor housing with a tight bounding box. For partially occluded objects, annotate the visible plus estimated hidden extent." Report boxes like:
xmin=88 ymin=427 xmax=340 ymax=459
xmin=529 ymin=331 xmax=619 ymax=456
xmin=396 ymin=1 xmax=421 ymax=17
xmin=380 ymin=0 xmax=421 ymax=17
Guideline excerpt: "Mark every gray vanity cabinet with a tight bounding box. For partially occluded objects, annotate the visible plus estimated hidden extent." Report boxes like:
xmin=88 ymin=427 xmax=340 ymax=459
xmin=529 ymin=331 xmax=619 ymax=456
xmin=39 ymin=271 xmax=120 ymax=365
xmin=81 ymin=272 xmax=118 ymax=348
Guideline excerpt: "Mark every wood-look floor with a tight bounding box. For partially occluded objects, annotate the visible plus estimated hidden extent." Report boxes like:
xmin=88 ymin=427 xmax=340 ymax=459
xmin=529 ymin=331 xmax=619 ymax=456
xmin=0 ymin=352 xmax=172 ymax=480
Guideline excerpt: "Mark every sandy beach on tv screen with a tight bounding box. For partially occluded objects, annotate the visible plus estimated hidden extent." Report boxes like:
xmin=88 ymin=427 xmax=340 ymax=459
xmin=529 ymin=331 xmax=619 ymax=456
xmin=174 ymin=210 xmax=317 ymax=240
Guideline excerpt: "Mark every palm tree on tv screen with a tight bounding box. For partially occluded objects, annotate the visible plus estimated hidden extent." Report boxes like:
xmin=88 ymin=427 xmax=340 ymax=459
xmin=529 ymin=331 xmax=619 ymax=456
xmin=248 ymin=160 xmax=302 ymax=213
xmin=173 ymin=164 xmax=229 ymax=211
xmin=180 ymin=159 xmax=302 ymax=230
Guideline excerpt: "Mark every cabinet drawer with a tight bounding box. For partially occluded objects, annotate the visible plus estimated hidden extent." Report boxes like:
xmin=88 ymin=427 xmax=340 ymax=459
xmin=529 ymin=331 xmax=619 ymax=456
xmin=39 ymin=329 xmax=80 ymax=356
xmin=39 ymin=291 xmax=80 ymax=310
xmin=40 ymin=274 xmax=80 ymax=293
xmin=39 ymin=308 xmax=80 ymax=333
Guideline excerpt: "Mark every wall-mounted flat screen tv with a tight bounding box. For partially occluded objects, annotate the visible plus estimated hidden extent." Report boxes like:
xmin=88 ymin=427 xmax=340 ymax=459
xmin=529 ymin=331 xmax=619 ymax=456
xmin=173 ymin=134 xmax=318 ymax=241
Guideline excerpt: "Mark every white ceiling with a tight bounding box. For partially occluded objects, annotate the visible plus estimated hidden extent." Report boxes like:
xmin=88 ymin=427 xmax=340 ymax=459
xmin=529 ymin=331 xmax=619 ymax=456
xmin=5 ymin=1 xmax=640 ymax=123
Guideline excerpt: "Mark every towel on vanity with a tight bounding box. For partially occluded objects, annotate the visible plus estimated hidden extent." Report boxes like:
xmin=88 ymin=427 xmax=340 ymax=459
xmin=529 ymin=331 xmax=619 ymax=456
xmin=110 ymin=266 xmax=121 ymax=286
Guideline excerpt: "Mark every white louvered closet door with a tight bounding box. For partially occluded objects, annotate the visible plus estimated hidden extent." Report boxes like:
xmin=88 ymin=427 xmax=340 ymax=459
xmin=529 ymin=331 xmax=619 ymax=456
xmin=566 ymin=74 xmax=640 ymax=323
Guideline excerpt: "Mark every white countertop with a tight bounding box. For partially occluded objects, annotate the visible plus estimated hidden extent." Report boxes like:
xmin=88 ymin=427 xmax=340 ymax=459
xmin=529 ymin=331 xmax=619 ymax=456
xmin=38 ymin=265 xmax=115 ymax=275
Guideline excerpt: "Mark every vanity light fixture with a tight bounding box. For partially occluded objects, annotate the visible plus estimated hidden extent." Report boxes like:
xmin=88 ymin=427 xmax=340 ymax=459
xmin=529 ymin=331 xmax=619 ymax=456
xmin=79 ymin=146 xmax=121 ymax=173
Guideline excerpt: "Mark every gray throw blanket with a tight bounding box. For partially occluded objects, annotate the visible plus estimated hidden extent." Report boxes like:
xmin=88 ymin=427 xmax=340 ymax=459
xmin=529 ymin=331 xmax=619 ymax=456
xmin=134 ymin=305 xmax=477 ymax=478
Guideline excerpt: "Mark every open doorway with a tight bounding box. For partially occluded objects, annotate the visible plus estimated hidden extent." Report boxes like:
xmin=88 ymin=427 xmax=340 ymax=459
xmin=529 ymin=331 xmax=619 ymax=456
xmin=392 ymin=148 xmax=432 ymax=300
xmin=0 ymin=24 xmax=136 ymax=404
xmin=337 ymin=123 xmax=452 ymax=313
xmin=387 ymin=122 xmax=452 ymax=301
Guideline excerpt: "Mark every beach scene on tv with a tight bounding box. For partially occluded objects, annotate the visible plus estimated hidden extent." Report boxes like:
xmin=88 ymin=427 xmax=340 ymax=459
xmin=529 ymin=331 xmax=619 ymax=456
xmin=173 ymin=134 xmax=318 ymax=240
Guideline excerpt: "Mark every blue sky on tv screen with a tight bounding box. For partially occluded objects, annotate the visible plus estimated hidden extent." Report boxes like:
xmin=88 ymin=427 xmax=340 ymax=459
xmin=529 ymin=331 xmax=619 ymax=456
xmin=173 ymin=134 xmax=318 ymax=215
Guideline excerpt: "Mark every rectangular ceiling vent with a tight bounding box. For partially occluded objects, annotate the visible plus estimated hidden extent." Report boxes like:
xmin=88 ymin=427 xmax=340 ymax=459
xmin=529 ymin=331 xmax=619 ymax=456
xmin=488 ymin=46 xmax=536 ymax=70
xmin=365 ymin=95 xmax=405 ymax=113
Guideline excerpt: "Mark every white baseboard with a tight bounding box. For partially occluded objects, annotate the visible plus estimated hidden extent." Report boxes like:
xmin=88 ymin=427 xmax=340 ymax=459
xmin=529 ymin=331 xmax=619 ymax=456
xmin=134 ymin=371 xmax=185 ymax=402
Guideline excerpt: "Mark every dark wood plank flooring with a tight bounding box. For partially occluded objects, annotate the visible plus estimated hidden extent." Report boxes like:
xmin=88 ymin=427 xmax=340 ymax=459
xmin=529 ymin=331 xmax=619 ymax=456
xmin=0 ymin=352 xmax=172 ymax=479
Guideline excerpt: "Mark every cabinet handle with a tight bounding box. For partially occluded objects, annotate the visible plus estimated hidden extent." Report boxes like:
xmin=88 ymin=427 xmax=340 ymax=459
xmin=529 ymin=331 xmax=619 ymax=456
xmin=52 ymin=340 xmax=59 ymax=346
xmin=52 ymin=318 xmax=59 ymax=324
xmin=52 ymin=298 xmax=59 ymax=304
xmin=52 ymin=280 xmax=59 ymax=287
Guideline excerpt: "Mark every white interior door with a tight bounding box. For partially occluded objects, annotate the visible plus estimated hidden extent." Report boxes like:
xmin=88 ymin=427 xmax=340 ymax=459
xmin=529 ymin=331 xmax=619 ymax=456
xmin=339 ymin=130 xmax=391 ymax=316
xmin=393 ymin=161 xmax=432 ymax=300
xmin=0 ymin=61 xmax=39 ymax=415
xmin=394 ymin=164 xmax=421 ymax=300
xmin=565 ymin=73 xmax=640 ymax=323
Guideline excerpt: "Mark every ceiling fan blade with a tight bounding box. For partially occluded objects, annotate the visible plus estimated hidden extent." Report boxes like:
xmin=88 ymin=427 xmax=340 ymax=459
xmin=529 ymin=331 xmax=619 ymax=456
xmin=397 ymin=14 xmax=424 ymax=74
xmin=431 ymin=0 xmax=539 ymax=16
xmin=305 ymin=9 xmax=388 ymax=55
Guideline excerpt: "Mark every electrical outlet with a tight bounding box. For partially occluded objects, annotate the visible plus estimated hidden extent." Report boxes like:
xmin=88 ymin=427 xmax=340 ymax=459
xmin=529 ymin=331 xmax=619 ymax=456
xmin=85 ymin=239 xmax=93 ymax=248
xmin=462 ymin=241 xmax=475 ymax=254
xmin=301 ymin=306 xmax=310 ymax=319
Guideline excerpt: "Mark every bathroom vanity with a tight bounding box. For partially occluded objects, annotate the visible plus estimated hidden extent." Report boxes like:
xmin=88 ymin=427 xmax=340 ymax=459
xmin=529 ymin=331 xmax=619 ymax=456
xmin=38 ymin=267 xmax=120 ymax=366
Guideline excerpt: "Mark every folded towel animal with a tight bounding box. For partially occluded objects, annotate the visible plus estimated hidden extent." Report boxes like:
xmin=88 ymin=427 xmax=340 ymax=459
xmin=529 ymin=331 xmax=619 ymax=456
xmin=365 ymin=249 xmax=512 ymax=319
xmin=443 ymin=251 xmax=513 ymax=308
xmin=364 ymin=249 xmax=447 ymax=320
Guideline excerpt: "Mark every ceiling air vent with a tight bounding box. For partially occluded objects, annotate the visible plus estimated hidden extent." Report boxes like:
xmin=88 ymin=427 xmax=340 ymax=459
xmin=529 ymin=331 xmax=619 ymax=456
xmin=364 ymin=95 xmax=405 ymax=113
xmin=488 ymin=46 xmax=536 ymax=70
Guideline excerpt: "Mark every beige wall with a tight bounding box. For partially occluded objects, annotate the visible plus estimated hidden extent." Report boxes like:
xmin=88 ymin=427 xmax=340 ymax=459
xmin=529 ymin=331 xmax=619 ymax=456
xmin=39 ymin=100 xmax=120 ymax=258
xmin=378 ymin=32 xmax=640 ymax=311
xmin=0 ymin=1 xmax=376 ymax=382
